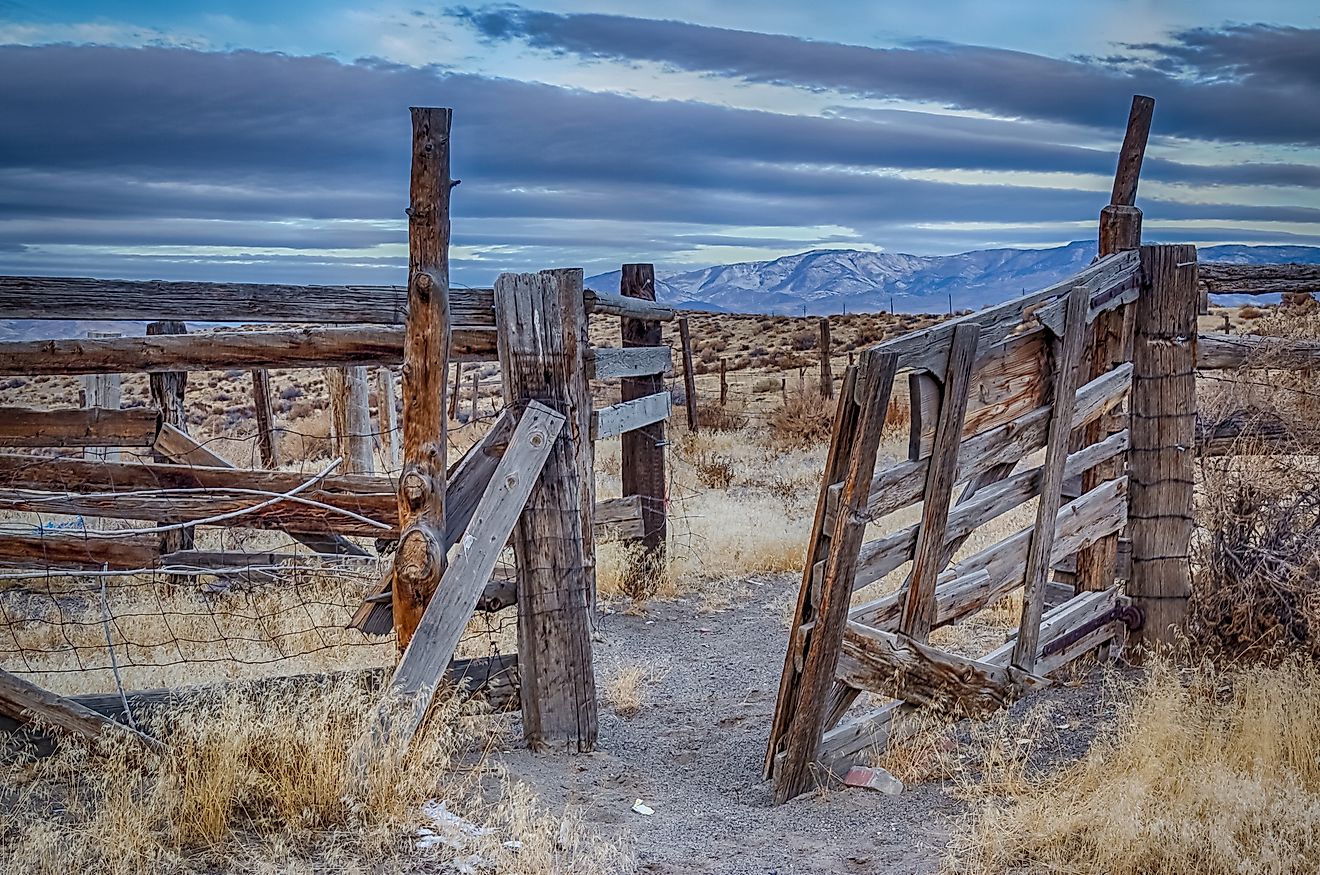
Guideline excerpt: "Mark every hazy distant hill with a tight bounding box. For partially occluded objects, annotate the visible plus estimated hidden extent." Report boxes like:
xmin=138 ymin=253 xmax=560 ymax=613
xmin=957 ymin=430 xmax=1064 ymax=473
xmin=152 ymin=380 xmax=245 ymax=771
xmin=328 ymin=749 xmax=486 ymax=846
xmin=586 ymin=242 xmax=1320 ymax=316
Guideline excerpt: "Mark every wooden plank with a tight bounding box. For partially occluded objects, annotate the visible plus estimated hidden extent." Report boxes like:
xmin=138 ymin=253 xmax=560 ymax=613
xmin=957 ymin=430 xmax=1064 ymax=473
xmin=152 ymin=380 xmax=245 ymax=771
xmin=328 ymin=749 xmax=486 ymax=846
xmin=591 ymin=392 xmax=672 ymax=440
xmin=1197 ymin=332 xmax=1320 ymax=370
xmin=909 ymin=328 xmax=1050 ymax=457
xmin=0 ymin=406 xmax=158 ymax=448
xmin=148 ymin=321 xmax=194 ymax=580
xmin=900 ymin=323 xmax=980 ymax=640
xmin=80 ymin=334 xmax=122 ymax=462
xmin=0 ymin=276 xmax=493 ymax=326
xmin=771 ymin=349 xmax=897 ymax=804
xmin=619 ymin=264 xmax=669 ymax=584
xmin=0 ymin=667 xmax=163 ymax=752
xmin=250 ymin=369 xmax=280 ymax=468
xmin=766 ymin=364 xmax=862 ymax=778
xmin=392 ymin=106 xmax=453 ymax=652
xmin=1111 ymin=95 xmax=1155 ymax=207
xmin=496 ymin=269 xmax=599 ymax=752
xmin=837 ymin=623 xmax=1029 ymax=718
xmin=850 ymin=476 xmax=1128 ymax=632
xmin=588 ymin=345 xmax=672 ymax=380
xmin=855 ymin=362 xmax=1132 ymax=523
xmin=1129 ymin=245 xmax=1198 ymax=651
xmin=595 ymin=495 xmax=644 ymax=540
xmin=367 ymin=402 xmax=564 ymax=754
xmin=848 ymin=430 xmax=1129 ymax=592
xmin=0 ymin=533 xmax=161 ymax=570
xmin=1012 ymin=284 xmax=1091 ymax=671
xmin=678 ymin=316 xmax=699 ymax=432
xmin=1198 ymin=262 xmax=1320 ymax=295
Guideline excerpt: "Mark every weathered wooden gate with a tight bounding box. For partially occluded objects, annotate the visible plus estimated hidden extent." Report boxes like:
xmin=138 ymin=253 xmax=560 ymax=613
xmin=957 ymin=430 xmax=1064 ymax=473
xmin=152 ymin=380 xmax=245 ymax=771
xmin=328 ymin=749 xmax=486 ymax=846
xmin=765 ymin=95 xmax=1200 ymax=802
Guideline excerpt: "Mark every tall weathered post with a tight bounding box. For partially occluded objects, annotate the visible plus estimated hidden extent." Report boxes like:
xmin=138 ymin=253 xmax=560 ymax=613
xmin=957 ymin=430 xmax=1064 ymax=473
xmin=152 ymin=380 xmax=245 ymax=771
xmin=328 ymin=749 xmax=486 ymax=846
xmin=393 ymin=106 xmax=452 ymax=652
xmin=147 ymin=321 xmax=194 ymax=567
xmin=496 ymin=268 xmax=598 ymax=752
xmin=1129 ymin=243 xmax=1197 ymax=650
xmin=1076 ymin=94 xmax=1153 ymax=594
xmin=620 ymin=264 xmax=668 ymax=593
xmin=678 ymin=316 xmax=699 ymax=432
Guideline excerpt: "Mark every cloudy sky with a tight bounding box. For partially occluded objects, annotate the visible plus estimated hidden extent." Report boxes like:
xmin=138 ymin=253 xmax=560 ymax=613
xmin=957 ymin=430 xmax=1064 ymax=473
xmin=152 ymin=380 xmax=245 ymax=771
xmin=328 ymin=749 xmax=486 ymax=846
xmin=2 ymin=1 xmax=1318 ymax=287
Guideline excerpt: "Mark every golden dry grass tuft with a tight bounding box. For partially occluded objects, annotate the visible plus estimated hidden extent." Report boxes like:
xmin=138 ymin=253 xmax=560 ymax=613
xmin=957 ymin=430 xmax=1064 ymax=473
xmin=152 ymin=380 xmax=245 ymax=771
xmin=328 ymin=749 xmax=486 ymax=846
xmin=947 ymin=659 xmax=1320 ymax=875
xmin=603 ymin=662 xmax=653 ymax=718
xmin=0 ymin=679 xmax=630 ymax=874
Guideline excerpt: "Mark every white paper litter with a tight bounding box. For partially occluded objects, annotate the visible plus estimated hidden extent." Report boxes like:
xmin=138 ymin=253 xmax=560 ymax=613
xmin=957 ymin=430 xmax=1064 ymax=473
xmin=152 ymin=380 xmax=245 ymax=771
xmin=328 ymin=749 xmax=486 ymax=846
xmin=631 ymin=799 xmax=654 ymax=815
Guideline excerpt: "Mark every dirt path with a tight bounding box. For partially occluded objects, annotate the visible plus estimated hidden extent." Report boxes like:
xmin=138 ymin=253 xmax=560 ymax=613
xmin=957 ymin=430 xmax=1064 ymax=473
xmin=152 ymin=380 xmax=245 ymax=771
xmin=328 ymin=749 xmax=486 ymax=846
xmin=489 ymin=573 xmax=1118 ymax=874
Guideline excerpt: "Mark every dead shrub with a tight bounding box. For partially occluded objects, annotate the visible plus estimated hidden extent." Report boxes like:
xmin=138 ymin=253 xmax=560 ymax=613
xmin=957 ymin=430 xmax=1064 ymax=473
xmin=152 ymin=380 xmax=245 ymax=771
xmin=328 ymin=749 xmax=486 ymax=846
xmin=766 ymin=387 xmax=835 ymax=448
xmin=695 ymin=402 xmax=746 ymax=432
xmin=1239 ymin=304 xmax=1264 ymax=320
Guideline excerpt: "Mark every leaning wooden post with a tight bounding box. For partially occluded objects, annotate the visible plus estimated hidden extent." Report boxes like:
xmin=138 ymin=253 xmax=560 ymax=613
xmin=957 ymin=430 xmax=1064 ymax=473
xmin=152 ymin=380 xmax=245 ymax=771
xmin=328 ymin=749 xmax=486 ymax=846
xmin=818 ymin=317 xmax=834 ymax=399
xmin=496 ymin=269 xmax=598 ymax=752
xmin=393 ymin=106 xmax=452 ymax=652
xmin=249 ymin=368 xmax=279 ymax=468
xmin=1076 ymin=94 xmax=1152 ymax=594
xmin=1128 ymin=244 xmax=1197 ymax=651
xmin=678 ymin=316 xmax=699 ymax=432
xmin=620 ymin=263 xmax=668 ymax=591
xmin=375 ymin=366 xmax=400 ymax=470
xmin=147 ymin=321 xmax=194 ymax=564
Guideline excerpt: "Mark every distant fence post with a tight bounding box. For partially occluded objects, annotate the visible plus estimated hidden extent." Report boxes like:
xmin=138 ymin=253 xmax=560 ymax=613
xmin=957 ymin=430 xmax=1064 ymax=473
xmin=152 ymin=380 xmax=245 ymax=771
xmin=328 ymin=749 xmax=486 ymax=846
xmin=495 ymin=269 xmax=598 ymax=752
xmin=620 ymin=263 xmax=668 ymax=591
xmin=1129 ymin=243 xmax=1197 ymax=651
xmin=719 ymin=357 xmax=729 ymax=406
xmin=375 ymin=366 xmax=399 ymax=470
xmin=249 ymin=368 xmax=279 ymax=468
xmin=818 ymin=317 xmax=833 ymax=399
xmin=678 ymin=316 xmax=699 ymax=432
xmin=326 ymin=366 xmax=374 ymax=474
xmin=147 ymin=321 xmax=193 ymax=565
xmin=1076 ymin=94 xmax=1152 ymax=596
xmin=468 ymin=368 xmax=480 ymax=423
xmin=393 ymin=105 xmax=452 ymax=652
xmin=81 ymin=331 xmax=122 ymax=462
xmin=447 ymin=362 xmax=462 ymax=420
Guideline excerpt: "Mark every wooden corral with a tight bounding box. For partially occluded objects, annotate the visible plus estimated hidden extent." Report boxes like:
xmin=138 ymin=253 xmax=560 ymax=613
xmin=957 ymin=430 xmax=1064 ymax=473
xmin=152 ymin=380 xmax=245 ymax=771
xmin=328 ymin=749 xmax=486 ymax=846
xmin=0 ymin=107 xmax=675 ymax=761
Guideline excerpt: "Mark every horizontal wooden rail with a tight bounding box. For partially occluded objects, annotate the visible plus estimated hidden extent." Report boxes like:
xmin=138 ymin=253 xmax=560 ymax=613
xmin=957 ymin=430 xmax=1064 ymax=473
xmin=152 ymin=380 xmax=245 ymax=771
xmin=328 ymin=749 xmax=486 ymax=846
xmin=588 ymin=346 xmax=672 ymax=379
xmin=1199 ymin=263 xmax=1320 ymax=295
xmin=1197 ymin=332 xmax=1320 ymax=370
xmin=0 ymin=406 xmax=158 ymax=448
xmin=0 ymin=326 xmax=498 ymax=375
xmin=0 ymin=532 xmax=162 ymax=570
xmin=591 ymin=392 xmax=672 ymax=440
xmin=0 ymin=275 xmax=676 ymax=328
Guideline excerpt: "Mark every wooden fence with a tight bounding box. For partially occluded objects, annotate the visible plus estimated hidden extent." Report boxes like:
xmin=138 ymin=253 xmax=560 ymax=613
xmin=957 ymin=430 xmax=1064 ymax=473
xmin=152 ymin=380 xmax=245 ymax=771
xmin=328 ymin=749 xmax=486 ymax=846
xmin=0 ymin=107 xmax=674 ymax=758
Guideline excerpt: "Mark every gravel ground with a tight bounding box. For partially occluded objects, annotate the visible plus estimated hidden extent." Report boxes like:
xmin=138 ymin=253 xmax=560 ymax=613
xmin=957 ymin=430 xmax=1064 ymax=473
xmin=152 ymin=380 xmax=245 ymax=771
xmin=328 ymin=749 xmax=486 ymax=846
xmin=491 ymin=573 xmax=1127 ymax=875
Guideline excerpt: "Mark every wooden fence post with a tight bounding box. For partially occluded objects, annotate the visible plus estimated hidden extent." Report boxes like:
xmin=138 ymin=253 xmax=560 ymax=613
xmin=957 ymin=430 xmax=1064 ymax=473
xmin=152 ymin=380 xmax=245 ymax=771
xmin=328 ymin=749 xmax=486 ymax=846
xmin=249 ymin=368 xmax=279 ymax=468
xmin=447 ymin=362 xmax=462 ymax=420
xmin=1076 ymin=94 xmax=1152 ymax=595
xmin=375 ymin=366 xmax=399 ymax=470
xmin=393 ymin=105 xmax=452 ymax=652
xmin=719 ymin=357 xmax=729 ymax=407
xmin=147 ymin=321 xmax=193 ymax=565
xmin=469 ymin=368 xmax=480 ymax=422
xmin=678 ymin=316 xmax=699 ymax=432
xmin=1129 ymin=243 xmax=1197 ymax=651
xmin=620 ymin=263 xmax=668 ymax=590
xmin=496 ymin=269 xmax=598 ymax=752
xmin=81 ymin=331 xmax=122 ymax=462
xmin=819 ymin=317 xmax=833 ymax=399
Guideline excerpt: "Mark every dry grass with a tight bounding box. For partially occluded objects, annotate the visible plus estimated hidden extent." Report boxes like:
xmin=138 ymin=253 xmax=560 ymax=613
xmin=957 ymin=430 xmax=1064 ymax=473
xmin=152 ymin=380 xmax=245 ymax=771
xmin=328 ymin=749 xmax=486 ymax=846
xmin=0 ymin=679 xmax=631 ymax=874
xmin=603 ymin=662 xmax=653 ymax=717
xmin=947 ymin=659 xmax=1320 ymax=875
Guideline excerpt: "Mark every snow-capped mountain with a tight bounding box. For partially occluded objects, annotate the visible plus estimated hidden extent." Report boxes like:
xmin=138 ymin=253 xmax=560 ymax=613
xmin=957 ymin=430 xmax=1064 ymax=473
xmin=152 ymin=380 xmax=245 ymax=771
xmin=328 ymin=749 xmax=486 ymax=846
xmin=586 ymin=242 xmax=1320 ymax=315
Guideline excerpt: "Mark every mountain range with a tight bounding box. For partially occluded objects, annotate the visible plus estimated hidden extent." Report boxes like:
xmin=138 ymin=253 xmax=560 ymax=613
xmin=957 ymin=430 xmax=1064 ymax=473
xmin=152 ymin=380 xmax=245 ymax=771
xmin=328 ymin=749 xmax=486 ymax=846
xmin=586 ymin=242 xmax=1320 ymax=315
